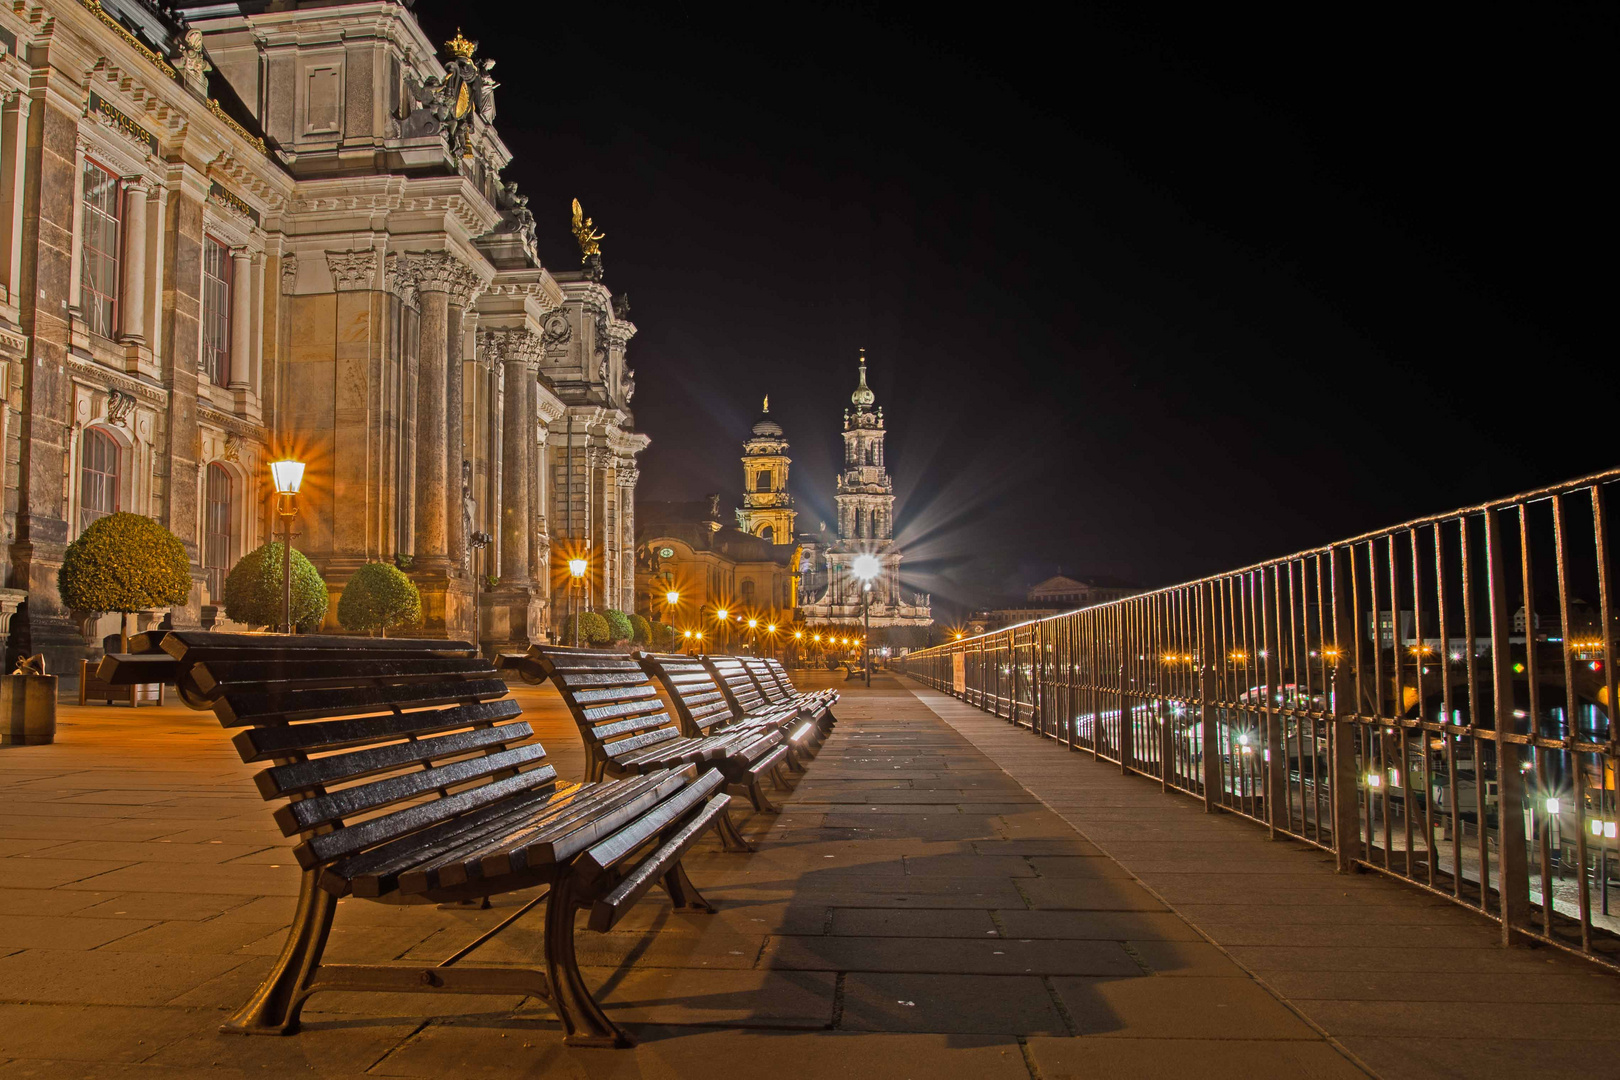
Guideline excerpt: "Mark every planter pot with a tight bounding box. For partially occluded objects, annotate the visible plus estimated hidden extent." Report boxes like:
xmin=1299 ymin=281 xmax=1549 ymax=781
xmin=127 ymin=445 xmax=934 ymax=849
xmin=1 ymin=673 xmax=58 ymax=745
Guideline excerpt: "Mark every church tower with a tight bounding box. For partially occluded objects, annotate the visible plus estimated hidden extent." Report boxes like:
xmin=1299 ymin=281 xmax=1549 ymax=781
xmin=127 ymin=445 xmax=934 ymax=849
xmin=835 ymin=350 xmax=894 ymax=543
xmin=735 ymin=396 xmax=796 ymax=544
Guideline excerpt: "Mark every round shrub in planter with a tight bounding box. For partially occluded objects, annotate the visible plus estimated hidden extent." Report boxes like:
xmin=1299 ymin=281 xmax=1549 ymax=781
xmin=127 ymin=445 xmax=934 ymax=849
xmin=628 ymin=612 xmax=652 ymax=646
xmin=336 ymin=561 xmax=422 ymax=637
xmin=602 ymin=608 xmax=634 ymax=645
xmin=224 ymin=541 xmax=329 ymax=632
xmin=58 ymin=512 xmax=193 ymax=648
xmin=561 ymin=611 xmax=611 ymax=646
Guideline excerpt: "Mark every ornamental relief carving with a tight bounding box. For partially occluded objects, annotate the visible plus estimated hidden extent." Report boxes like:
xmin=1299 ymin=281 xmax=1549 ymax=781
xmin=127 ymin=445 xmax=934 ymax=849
xmin=280 ymin=254 xmax=299 ymax=295
xmin=326 ymin=250 xmax=377 ymax=292
xmin=541 ymin=311 xmax=572 ymax=351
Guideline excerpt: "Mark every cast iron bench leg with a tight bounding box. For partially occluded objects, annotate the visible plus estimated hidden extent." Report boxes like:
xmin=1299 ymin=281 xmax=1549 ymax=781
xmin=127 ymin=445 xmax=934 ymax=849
xmin=220 ymin=869 xmax=338 ymax=1035
xmin=545 ymin=875 xmax=633 ymax=1048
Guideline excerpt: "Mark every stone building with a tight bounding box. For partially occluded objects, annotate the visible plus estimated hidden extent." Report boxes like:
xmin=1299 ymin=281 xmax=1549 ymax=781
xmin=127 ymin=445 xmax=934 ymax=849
xmin=0 ymin=0 xmax=643 ymax=669
xmin=965 ymin=574 xmax=1145 ymax=635
xmin=733 ymin=396 xmax=795 ymax=545
xmin=798 ymin=352 xmax=931 ymax=632
xmin=635 ymin=497 xmax=798 ymax=633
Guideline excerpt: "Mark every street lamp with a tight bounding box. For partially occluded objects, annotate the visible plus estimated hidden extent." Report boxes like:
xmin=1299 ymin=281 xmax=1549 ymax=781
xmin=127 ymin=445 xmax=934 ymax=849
xmin=469 ymin=531 xmax=493 ymax=655
xmin=568 ymin=557 xmax=587 ymax=646
xmin=853 ymin=553 xmax=881 ymax=687
xmin=269 ymin=458 xmax=305 ymax=634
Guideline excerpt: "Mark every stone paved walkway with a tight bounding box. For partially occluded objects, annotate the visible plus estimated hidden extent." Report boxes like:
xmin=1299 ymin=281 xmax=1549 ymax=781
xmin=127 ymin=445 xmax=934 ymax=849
xmin=1 ymin=671 xmax=1607 ymax=1077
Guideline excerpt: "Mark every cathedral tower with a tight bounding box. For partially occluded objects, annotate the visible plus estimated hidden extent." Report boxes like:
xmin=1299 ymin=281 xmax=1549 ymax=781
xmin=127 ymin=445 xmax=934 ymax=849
xmin=736 ymin=397 xmax=796 ymax=544
xmin=835 ymin=351 xmax=894 ymax=542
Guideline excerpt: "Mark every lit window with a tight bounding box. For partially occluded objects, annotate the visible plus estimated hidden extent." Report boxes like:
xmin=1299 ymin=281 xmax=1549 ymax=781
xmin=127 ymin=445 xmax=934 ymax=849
xmin=80 ymin=427 xmax=120 ymax=531
xmin=80 ymin=160 xmax=121 ymax=338
xmin=201 ymin=237 xmax=232 ymax=386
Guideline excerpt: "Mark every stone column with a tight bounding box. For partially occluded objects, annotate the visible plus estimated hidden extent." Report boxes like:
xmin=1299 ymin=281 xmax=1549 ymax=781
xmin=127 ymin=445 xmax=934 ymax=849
xmin=412 ymin=279 xmax=450 ymax=570
xmin=497 ymin=338 xmax=534 ymax=584
xmin=66 ymin=136 xmax=86 ymax=314
xmin=228 ymin=246 xmax=252 ymax=388
xmin=117 ymin=177 xmax=148 ymax=343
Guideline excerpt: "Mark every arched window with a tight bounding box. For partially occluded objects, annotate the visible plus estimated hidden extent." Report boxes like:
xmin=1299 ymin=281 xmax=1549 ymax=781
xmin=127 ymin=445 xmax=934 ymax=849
xmin=759 ymin=525 xmax=774 ymax=544
xmin=80 ymin=427 xmax=121 ymax=532
xmin=740 ymin=579 xmax=756 ymax=605
xmin=204 ymin=463 xmax=234 ymax=599
xmin=756 ymin=469 xmax=771 ymax=492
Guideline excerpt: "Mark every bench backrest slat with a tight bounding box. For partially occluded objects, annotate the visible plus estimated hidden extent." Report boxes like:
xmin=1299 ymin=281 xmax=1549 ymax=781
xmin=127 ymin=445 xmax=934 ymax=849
xmin=513 ymin=645 xmax=690 ymax=774
xmin=133 ymin=631 xmax=564 ymax=896
xmin=637 ymin=652 xmax=752 ymax=736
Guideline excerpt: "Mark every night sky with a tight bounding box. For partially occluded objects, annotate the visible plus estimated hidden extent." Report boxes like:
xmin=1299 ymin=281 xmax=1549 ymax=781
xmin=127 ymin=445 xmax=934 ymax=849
xmin=419 ymin=3 xmax=1614 ymax=621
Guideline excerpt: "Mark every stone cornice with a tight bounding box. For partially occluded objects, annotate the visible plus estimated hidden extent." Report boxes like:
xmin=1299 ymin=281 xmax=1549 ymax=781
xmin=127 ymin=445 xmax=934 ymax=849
xmin=66 ymin=355 xmax=167 ymax=406
xmin=197 ymin=404 xmax=268 ymax=442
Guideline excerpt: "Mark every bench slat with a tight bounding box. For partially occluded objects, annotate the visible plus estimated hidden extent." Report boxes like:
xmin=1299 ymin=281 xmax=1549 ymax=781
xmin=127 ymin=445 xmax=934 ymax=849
xmin=299 ymin=764 xmax=559 ymax=868
xmin=275 ymin=743 xmax=551 ymax=834
xmin=195 ymin=657 xmax=494 ymax=695
xmin=95 ymin=653 xmax=181 ymax=686
xmin=255 ymin=721 xmax=533 ymax=799
xmin=160 ymin=631 xmax=475 ymax=660
xmin=231 ymin=699 xmax=523 ymax=762
xmin=588 ymin=792 xmax=732 ymax=933
xmin=574 ymin=768 xmax=727 ymax=883
xmin=333 ymin=782 xmax=581 ymax=897
xmin=219 ymin=678 xmax=510 ymax=727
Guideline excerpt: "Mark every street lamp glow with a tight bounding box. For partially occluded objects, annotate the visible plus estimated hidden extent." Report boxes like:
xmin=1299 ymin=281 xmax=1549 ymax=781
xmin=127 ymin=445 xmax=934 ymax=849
xmin=665 ymin=589 xmax=680 ymax=606
xmin=715 ymin=608 xmax=728 ymax=620
xmin=568 ymin=557 xmax=587 ymax=579
xmin=748 ymin=618 xmax=757 ymax=629
xmin=683 ymin=630 xmax=692 ymax=639
xmin=853 ymin=553 xmax=881 ymax=581
xmin=794 ymin=630 xmax=802 ymax=639
xmin=270 ymin=458 xmax=306 ymax=495
xmin=813 ymin=634 xmax=821 ymax=642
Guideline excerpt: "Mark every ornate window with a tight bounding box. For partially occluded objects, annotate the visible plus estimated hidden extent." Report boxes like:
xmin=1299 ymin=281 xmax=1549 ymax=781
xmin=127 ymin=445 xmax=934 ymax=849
xmin=204 ymin=463 xmax=234 ymax=600
xmin=80 ymin=427 xmax=120 ymax=531
xmin=202 ymin=236 xmax=232 ymax=387
xmin=756 ymin=469 xmax=771 ymax=492
xmin=80 ymin=160 xmax=121 ymax=338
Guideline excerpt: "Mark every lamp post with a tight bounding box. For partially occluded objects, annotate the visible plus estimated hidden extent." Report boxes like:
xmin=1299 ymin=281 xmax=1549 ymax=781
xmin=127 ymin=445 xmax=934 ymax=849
xmin=568 ymin=557 xmax=587 ymax=646
xmin=853 ymin=553 xmax=880 ymax=687
xmin=714 ymin=607 xmax=729 ymax=652
xmin=469 ymin=531 xmax=493 ymax=655
xmin=270 ymin=458 xmax=306 ymax=634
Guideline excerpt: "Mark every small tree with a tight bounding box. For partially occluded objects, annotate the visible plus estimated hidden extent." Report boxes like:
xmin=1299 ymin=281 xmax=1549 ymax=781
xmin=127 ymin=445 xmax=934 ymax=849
xmin=561 ymin=611 xmax=611 ymax=646
xmin=224 ymin=541 xmax=329 ymax=632
xmin=602 ymin=608 xmax=634 ymax=644
xmin=336 ymin=562 xmax=422 ymax=637
xmin=628 ymin=612 xmax=652 ymax=646
xmin=653 ymin=622 xmax=680 ymax=652
xmin=58 ymin=512 xmax=193 ymax=650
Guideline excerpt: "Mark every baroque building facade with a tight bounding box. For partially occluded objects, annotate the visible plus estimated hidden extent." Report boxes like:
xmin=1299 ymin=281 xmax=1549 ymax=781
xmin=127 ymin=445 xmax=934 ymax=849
xmin=0 ymin=0 xmax=643 ymax=669
xmin=799 ymin=352 xmax=931 ymax=631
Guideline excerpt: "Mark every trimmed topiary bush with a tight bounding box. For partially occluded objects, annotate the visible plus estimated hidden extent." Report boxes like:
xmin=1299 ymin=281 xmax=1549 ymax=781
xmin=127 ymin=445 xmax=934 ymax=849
xmin=628 ymin=612 xmax=652 ymax=645
xmin=224 ymin=541 xmax=329 ymax=632
xmin=336 ymin=561 xmax=422 ymax=637
xmin=58 ymin=512 xmax=193 ymax=647
xmin=561 ymin=611 xmax=612 ymax=646
xmin=602 ymin=608 xmax=634 ymax=644
xmin=653 ymin=622 xmax=680 ymax=651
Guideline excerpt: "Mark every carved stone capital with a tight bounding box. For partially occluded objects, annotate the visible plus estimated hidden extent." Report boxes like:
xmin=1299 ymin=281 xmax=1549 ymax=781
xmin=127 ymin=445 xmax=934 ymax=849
xmin=409 ymin=251 xmax=484 ymax=308
xmin=384 ymin=252 xmax=419 ymax=306
xmin=280 ymin=254 xmax=299 ymax=295
xmin=326 ymin=250 xmax=378 ymax=292
xmin=481 ymin=327 xmax=543 ymax=366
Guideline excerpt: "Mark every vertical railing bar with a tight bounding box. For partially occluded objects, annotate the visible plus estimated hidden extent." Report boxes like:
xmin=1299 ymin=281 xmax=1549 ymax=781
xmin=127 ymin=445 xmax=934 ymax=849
xmin=1487 ymin=504 xmax=1532 ymax=943
xmin=1592 ymin=484 xmax=1618 ymax=921
xmin=1520 ymin=503 xmax=1553 ymax=937
xmin=1435 ymin=520 xmax=1464 ymax=898
xmin=1331 ymin=543 xmax=1362 ymax=873
xmin=1412 ymin=527 xmax=1438 ymax=887
xmin=1552 ymin=493 xmax=1592 ymax=952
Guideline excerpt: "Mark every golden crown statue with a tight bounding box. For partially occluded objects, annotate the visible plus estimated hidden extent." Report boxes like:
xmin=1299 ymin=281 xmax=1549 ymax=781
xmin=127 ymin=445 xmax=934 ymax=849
xmin=445 ymin=29 xmax=477 ymax=61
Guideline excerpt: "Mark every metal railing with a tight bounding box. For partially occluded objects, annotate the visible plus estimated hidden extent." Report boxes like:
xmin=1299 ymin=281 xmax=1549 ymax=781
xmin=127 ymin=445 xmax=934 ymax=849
xmin=898 ymin=467 xmax=1620 ymax=969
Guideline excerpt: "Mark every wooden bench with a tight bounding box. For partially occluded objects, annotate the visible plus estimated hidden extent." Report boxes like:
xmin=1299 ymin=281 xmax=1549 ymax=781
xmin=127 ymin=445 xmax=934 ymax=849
xmin=97 ymin=631 xmax=732 ymax=1048
xmin=637 ymin=652 xmax=816 ymax=783
xmin=754 ymin=658 xmax=840 ymax=733
xmin=692 ymin=654 xmax=822 ymax=764
xmin=501 ymin=644 xmax=789 ymax=822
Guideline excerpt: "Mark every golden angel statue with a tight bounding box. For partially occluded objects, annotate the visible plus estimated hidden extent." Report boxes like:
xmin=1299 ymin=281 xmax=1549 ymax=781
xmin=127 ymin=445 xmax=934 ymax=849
xmin=571 ymin=198 xmax=605 ymax=261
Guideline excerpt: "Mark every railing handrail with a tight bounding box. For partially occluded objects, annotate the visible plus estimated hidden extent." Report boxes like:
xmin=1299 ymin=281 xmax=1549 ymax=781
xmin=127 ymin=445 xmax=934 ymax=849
xmin=931 ymin=464 xmax=1620 ymax=652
